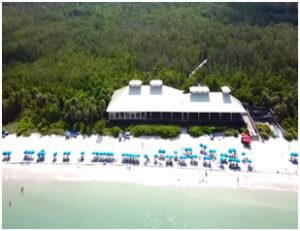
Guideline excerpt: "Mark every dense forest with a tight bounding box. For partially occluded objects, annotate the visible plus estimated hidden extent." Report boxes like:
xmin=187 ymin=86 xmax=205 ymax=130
xmin=2 ymin=3 xmax=298 ymax=139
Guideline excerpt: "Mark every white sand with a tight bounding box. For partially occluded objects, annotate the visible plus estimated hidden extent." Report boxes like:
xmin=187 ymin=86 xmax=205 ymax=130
xmin=1 ymin=133 xmax=299 ymax=191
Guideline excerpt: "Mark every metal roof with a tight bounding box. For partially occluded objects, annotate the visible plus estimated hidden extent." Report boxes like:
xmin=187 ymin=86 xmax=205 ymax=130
xmin=107 ymin=84 xmax=246 ymax=113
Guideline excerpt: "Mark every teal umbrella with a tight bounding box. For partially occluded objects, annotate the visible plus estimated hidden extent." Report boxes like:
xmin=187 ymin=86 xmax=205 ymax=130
xmin=246 ymin=159 xmax=252 ymax=164
xmin=144 ymin=154 xmax=148 ymax=158
xmin=174 ymin=151 xmax=178 ymax=154
xmin=80 ymin=152 xmax=85 ymax=156
xmin=200 ymin=143 xmax=203 ymax=147
xmin=290 ymin=152 xmax=298 ymax=157
xmin=154 ymin=154 xmax=159 ymax=158
xmin=53 ymin=152 xmax=58 ymax=157
xmin=203 ymin=155 xmax=212 ymax=160
xmin=241 ymin=152 xmax=246 ymax=156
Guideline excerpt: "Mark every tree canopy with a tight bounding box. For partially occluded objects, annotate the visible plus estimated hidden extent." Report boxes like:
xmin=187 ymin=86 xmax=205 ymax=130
xmin=2 ymin=3 xmax=298 ymax=138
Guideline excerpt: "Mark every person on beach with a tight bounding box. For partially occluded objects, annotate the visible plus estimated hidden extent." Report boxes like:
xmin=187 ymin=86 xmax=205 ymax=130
xmin=9 ymin=201 xmax=12 ymax=208
xmin=205 ymin=171 xmax=208 ymax=177
xmin=21 ymin=186 xmax=24 ymax=195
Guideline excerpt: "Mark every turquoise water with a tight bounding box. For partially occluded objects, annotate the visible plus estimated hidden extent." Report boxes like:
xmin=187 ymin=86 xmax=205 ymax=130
xmin=2 ymin=179 xmax=298 ymax=229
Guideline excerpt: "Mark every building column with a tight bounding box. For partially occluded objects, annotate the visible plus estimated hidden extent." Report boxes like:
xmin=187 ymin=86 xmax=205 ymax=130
xmin=160 ymin=112 xmax=162 ymax=120
xmin=150 ymin=112 xmax=152 ymax=120
xmin=219 ymin=113 xmax=222 ymax=120
xmin=181 ymin=113 xmax=183 ymax=121
xmin=171 ymin=112 xmax=173 ymax=120
xmin=208 ymin=113 xmax=211 ymax=120
xmin=198 ymin=113 xmax=200 ymax=121
xmin=230 ymin=113 xmax=233 ymax=121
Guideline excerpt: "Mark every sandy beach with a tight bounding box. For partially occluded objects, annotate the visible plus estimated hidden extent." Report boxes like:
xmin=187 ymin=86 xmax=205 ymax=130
xmin=2 ymin=133 xmax=299 ymax=192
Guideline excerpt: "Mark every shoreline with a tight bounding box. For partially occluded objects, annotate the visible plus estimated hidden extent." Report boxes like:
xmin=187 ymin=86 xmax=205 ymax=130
xmin=3 ymin=163 xmax=298 ymax=192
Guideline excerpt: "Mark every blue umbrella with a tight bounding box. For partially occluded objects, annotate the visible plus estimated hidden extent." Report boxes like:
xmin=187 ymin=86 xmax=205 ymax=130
xmin=228 ymin=157 xmax=235 ymax=162
xmin=166 ymin=155 xmax=173 ymax=159
xmin=174 ymin=151 xmax=178 ymax=155
xmin=203 ymin=155 xmax=212 ymax=160
xmin=219 ymin=157 xmax=225 ymax=162
xmin=203 ymin=145 xmax=207 ymax=149
xmin=53 ymin=152 xmax=58 ymax=157
xmin=179 ymin=155 xmax=187 ymax=160
xmin=290 ymin=152 xmax=298 ymax=157
xmin=234 ymin=158 xmax=240 ymax=163
xmin=7 ymin=151 xmax=12 ymax=156
xmin=184 ymin=147 xmax=189 ymax=152
xmin=80 ymin=152 xmax=85 ymax=156
xmin=223 ymin=153 xmax=229 ymax=158
xmin=246 ymin=159 xmax=252 ymax=164
xmin=228 ymin=149 xmax=232 ymax=153
xmin=144 ymin=154 xmax=148 ymax=158
xmin=154 ymin=154 xmax=159 ymax=158
xmin=232 ymin=148 xmax=236 ymax=153
xmin=209 ymin=149 xmax=213 ymax=153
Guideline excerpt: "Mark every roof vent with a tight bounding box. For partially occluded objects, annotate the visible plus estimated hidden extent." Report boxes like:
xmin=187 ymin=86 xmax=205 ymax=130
xmin=190 ymin=86 xmax=210 ymax=94
xmin=129 ymin=80 xmax=142 ymax=87
xmin=221 ymin=86 xmax=231 ymax=94
xmin=150 ymin=80 xmax=163 ymax=87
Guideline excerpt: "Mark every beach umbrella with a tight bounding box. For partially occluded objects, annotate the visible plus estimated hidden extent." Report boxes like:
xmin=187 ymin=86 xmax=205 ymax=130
xmin=234 ymin=158 xmax=240 ymax=163
xmin=290 ymin=152 xmax=298 ymax=157
xmin=144 ymin=154 xmax=148 ymax=159
xmin=53 ymin=152 xmax=58 ymax=157
xmin=209 ymin=149 xmax=213 ymax=153
xmin=199 ymin=143 xmax=203 ymax=147
xmin=3 ymin=151 xmax=7 ymax=156
xmin=241 ymin=152 xmax=246 ymax=156
xmin=174 ymin=151 xmax=178 ymax=155
xmin=80 ymin=152 xmax=85 ymax=156
xmin=154 ymin=154 xmax=159 ymax=158
xmin=179 ymin=155 xmax=187 ymax=160
xmin=166 ymin=155 xmax=173 ymax=159
xmin=203 ymin=145 xmax=207 ymax=149
xmin=203 ymin=155 xmax=212 ymax=161
xmin=246 ymin=159 xmax=252 ymax=164
xmin=228 ymin=157 xmax=235 ymax=162
xmin=219 ymin=157 xmax=225 ymax=162
xmin=228 ymin=148 xmax=232 ymax=153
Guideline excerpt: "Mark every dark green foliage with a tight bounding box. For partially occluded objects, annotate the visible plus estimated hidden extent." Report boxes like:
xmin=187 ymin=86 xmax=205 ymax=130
xmin=110 ymin=126 xmax=121 ymax=138
xmin=128 ymin=125 xmax=180 ymax=139
xmin=283 ymin=132 xmax=293 ymax=142
xmin=188 ymin=125 xmax=244 ymax=137
xmin=256 ymin=123 xmax=275 ymax=140
xmin=2 ymin=3 xmax=298 ymax=136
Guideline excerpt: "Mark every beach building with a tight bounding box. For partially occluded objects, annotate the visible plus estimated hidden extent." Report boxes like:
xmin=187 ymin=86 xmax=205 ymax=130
xmin=106 ymin=80 xmax=248 ymax=123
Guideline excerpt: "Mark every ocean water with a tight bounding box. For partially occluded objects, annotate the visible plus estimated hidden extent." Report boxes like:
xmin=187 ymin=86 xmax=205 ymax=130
xmin=2 ymin=179 xmax=298 ymax=229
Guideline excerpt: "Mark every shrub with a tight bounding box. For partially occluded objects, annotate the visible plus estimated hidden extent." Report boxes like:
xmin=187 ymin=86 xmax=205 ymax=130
xmin=128 ymin=125 xmax=180 ymax=139
xmin=16 ymin=117 xmax=34 ymax=136
xmin=283 ymin=132 xmax=293 ymax=141
xmin=110 ymin=126 xmax=121 ymax=138
xmin=260 ymin=131 xmax=270 ymax=140
xmin=188 ymin=126 xmax=203 ymax=137
xmin=188 ymin=125 xmax=241 ymax=137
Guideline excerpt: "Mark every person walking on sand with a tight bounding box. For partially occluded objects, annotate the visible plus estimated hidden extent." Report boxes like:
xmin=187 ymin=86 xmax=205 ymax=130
xmin=21 ymin=186 xmax=24 ymax=195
